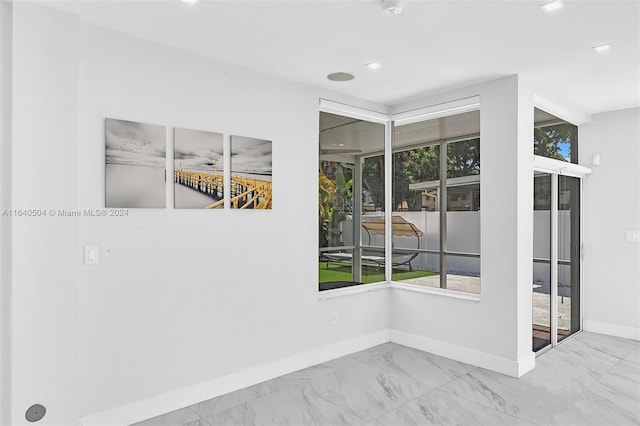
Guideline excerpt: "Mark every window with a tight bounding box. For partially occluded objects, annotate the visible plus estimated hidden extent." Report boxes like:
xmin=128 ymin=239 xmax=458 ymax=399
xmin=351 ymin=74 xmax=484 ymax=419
xmin=534 ymin=108 xmax=578 ymax=163
xmin=392 ymin=110 xmax=481 ymax=294
xmin=318 ymin=112 xmax=385 ymax=290
xmin=318 ymin=102 xmax=481 ymax=295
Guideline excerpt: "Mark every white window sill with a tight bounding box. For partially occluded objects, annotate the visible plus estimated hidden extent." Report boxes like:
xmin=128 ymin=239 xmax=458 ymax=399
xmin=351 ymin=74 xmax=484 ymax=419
xmin=318 ymin=281 xmax=481 ymax=302
xmin=390 ymin=281 xmax=481 ymax=301
xmin=318 ymin=282 xmax=390 ymax=300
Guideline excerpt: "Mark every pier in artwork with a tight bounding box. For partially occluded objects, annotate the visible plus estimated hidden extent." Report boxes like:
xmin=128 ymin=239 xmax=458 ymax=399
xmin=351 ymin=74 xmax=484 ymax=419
xmin=174 ymin=170 xmax=272 ymax=209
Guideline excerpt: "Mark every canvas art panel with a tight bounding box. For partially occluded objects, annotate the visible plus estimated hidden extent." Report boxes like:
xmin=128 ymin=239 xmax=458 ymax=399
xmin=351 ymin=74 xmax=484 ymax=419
xmin=174 ymin=128 xmax=224 ymax=209
xmin=105 ymin=118 xmax=166 ymax=208
xmin=230 ymin=136 xmax=272 ymax=209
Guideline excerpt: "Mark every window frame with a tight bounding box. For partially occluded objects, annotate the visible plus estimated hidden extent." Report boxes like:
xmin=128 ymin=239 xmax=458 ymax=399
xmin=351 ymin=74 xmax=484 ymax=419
xmin=319 ymin=97 xmax=482 ymax=294
xmin=319 ymin=100 xmax=389 ymax=288
xmin=390 ymin=121 xmax=481 ymax=291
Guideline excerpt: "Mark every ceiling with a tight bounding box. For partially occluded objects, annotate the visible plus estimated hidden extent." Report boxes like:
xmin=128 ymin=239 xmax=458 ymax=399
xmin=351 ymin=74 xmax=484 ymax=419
xmin=40 ymin=0 xmax=639 ymax=115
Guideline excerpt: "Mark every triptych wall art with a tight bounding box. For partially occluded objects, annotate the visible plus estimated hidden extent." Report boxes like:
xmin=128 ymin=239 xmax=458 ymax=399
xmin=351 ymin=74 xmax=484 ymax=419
xmin=174 ymin=128 xmax=224 ymax=209
xmin=105 ymin=118 xmax=273 ymax=210
xmin=230 ymin=136 xmax=273 ymax=209
xmin=105 ymin=118 xmax=167 ymax=208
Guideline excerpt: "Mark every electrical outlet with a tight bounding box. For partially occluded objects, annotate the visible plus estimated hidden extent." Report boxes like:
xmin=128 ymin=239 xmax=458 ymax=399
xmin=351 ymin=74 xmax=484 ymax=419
xmin=330 ymin=311 xmax=338 ymax=325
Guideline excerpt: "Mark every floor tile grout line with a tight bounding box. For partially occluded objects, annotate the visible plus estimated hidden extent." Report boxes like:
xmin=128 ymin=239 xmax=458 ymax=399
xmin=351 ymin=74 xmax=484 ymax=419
xmin=547 ymin=371 xmax=640 ymax=426
xmin=190 ymin=354 xmax=421 ymax=425
xmin=588 ymin=350 xmax=640 ymax=393
xmin=539 ymin=341 xmax=640 ymax=420
xmin=351 ymin=350 xmax=480 ymax=424
xmin=357 ymin=386 xmax=439 ymax=426
xmin=189 ymin=381 xmax=305 ymax=421
xmin=186 ymin=356 xmax=382 ymax=422
xmin=316 ymin=348 xmax=472 ymax=425
xmin=186 ymin=356 xmax=373 ymax=420
xmin=151 ymin=344 xmax=469 ymax=423
xmin=360 ymin=380 xmax=539 ymax=426
xmin=187 ymin=406 xmax=213 ymax=426
xmin=355 ymin=360 xmax=479 ymax=426
xmin=565 ymin=334 xmax=640 ymax=362
xmin=344 ymin=347 xmax=483 ymax=425
xmin=432 ymin=372 xmax=558 ymax=425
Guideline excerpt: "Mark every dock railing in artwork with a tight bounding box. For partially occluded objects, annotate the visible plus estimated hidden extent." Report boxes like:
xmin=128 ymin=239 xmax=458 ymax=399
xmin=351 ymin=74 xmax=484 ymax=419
xmin=174 ymin=170 xmax=224 ymax=202
xmin=174 ymin=169 xmax=272 ymax=209
xmin=229 ymin=176 xmax=272 ymax=209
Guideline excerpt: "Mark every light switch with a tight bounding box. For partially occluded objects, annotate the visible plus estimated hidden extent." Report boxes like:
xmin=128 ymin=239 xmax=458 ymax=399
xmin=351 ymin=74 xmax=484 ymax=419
xmin=84 ymin=246 xmax=99 ymax=265
xmin=625 ymin=231 xmax=640 ymax=243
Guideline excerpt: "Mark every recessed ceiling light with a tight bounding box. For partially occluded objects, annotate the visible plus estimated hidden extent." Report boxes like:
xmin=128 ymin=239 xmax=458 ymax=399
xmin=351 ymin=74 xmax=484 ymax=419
xmin=327 ymin=72 xmax=355 ymax=82
xmin=381 ymin=0 xmax=404 ymax=15
xmin=365 ymin=62 xmax=382 ymax=70
xmin=181 ymin=0 xmax=198 ymax=4
xmin=539 ymin=0 xmax=564 ymax=12
xmin=592 ymin=43 xmax=612 ymax=53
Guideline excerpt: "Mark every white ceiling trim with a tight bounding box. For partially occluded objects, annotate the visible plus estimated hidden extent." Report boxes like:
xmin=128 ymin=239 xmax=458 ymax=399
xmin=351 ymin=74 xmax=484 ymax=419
xmin=533 ymin=155 xmax=592 ymax=178
xmin=392 ymin=96 xmax=481 ymax=126
xmin=534 ymin=95 xmax=592 ymax=126
xmin=319 ymin=99 xmax=389 ymax=124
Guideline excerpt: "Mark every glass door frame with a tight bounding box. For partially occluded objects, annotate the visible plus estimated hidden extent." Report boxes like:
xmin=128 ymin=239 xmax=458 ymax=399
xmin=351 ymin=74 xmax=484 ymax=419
xmin=533 ymin=155 xmax=590 ymax=353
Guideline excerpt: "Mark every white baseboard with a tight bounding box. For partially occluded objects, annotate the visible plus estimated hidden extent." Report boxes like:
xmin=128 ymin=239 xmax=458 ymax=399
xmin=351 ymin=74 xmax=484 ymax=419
xmin=583 ymin=320 xmax=640 ymax=341
xmin=79 ymin=329 xmax=391 ymax=426
xmin=390 ymin=329 xmax=535 ymax=378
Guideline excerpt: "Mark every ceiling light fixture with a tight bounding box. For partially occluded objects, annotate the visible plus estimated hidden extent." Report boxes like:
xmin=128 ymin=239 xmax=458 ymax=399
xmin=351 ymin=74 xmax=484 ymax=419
xmin=381 ymin=0 xmax=404 ymax=15
xmin=327 ymin=72 xmax=355 ymax=82
xmin=365 ymin=62 xmax=382 ymax=70
xmin=539 ymin=0 xmax=564 ymax=12
xmin=592 ymin=43 xmax=612 ymax=53
xmin=181 ymin=0 xmax=198 ymax=4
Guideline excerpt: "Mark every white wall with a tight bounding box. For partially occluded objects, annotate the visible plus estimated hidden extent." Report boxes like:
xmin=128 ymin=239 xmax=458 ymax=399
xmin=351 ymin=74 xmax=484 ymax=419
xmin=76 ymin=23 xmax=391 ymax=419
xmin=0 ymin=2 xmax=13 ymax=425
xmin=388 ymin=76 xmax=535 ymax=376
xmin=10 ymin=3 xmax=80 ymax=426
xmin=9 ymin=4 xmax=391 ymax=425
xmin=581 ymin=107 xmax=640 ymax=340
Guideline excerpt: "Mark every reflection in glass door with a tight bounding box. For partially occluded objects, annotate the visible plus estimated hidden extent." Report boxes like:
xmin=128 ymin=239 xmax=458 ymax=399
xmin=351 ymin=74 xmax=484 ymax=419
xmin=558 ymin=175 xmax=581 ymax=342
xmin=533 ymin=173 xmax=552 ymax=351
xmin=532 ymin=172 xmax=581 ymax=352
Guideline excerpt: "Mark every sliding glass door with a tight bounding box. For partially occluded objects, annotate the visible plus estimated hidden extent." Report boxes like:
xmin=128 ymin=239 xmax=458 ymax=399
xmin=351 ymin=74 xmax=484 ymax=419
xmin=558 ymin=175 xmax=581 ymax=341
xmin=532 ymin=170 xmax=582 ymax=352
xmin=533 ymin=173 xmax=553 ymax=351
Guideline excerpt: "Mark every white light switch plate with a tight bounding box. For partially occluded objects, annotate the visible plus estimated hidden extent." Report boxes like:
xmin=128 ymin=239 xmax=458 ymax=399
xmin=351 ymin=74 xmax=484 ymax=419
xmin=625 ymin=231 xmax=640 ymax=243
xmin=84 ymin=246 xmax=99 ymax=265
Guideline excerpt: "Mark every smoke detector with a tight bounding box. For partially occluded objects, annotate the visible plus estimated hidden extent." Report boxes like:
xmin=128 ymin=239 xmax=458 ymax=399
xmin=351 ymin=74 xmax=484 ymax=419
xmin=381 ymin=0 xmax=404 ymax=15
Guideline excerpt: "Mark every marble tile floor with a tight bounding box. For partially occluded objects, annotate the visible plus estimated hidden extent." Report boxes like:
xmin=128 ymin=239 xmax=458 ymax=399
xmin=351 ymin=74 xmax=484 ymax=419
xmin=133 ymin=332 xmax=639 ymax=426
